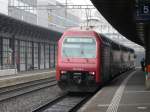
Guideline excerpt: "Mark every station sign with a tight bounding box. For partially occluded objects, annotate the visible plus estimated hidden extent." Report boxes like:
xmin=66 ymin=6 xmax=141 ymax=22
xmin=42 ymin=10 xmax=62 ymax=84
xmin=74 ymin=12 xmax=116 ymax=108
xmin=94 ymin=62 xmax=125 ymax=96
xmin=136 ymin=0 xmax=150 ymax=22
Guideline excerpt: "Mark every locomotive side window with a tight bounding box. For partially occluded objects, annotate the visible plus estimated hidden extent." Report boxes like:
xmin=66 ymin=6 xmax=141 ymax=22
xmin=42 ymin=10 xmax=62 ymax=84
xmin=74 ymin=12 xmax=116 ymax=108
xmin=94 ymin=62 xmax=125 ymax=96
xmin=62 ymin=37 xmax=96 ymax=58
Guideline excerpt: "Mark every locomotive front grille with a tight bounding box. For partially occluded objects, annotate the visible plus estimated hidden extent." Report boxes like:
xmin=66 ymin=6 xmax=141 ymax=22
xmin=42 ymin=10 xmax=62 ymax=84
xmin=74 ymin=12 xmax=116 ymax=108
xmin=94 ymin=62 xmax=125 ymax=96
xmin=60 ymin=71 xmax=95 ymax=84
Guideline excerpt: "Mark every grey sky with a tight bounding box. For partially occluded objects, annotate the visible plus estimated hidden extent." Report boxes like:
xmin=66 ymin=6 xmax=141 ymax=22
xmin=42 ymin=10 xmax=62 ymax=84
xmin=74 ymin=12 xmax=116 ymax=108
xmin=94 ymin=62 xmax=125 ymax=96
xmin=56 ymin=0 xmax=95 ymax=20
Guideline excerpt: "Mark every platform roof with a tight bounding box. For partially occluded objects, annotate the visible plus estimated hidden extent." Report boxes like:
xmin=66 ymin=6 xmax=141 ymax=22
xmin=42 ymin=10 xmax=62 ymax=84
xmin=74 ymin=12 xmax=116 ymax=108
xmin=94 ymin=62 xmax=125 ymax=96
xmin=90 ymin=0 xmax=145 ymax=47
xmin=0 ymin=13 xmax=62 ymax=41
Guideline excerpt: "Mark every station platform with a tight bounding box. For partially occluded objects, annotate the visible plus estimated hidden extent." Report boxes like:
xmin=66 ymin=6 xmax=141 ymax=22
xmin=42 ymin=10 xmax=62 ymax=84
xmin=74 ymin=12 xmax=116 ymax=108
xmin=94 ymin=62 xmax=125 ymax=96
xmin=0 ymin=69 xmax=55 ymax=88
xmin=79 ymin=69 xmax=150 ymax=112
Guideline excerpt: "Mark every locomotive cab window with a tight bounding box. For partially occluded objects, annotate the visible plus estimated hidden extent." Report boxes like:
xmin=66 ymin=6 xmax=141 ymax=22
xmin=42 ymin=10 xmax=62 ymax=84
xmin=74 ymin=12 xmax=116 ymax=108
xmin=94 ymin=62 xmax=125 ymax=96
xmin=62 ymin=37 xmax=96 ymax=58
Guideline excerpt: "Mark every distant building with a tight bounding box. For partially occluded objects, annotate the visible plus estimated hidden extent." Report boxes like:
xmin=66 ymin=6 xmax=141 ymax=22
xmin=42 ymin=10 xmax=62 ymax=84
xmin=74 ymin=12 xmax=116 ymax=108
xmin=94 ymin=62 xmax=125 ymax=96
xmin=0 ymin=1 xmax=8 ymax=14
xmin=0 ymin=0 xmax=80 ymax=32
xmin=37 ymin=0 xmax=80 ymax=32
xmin=8 ymin=0 xmax=37 ymax=25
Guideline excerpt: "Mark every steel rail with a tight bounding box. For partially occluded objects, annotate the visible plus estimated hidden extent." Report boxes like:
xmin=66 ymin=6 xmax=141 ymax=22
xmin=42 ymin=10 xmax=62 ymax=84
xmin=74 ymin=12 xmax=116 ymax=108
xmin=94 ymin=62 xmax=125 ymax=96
xmin=0 ymin=77 xmax=57 ymax=102
xmin=33 ymin=93 xmax=92 ymax=112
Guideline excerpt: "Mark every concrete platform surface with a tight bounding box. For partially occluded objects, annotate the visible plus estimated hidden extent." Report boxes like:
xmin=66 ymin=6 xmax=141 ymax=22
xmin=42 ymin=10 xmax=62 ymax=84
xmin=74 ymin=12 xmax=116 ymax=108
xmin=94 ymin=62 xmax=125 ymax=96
xmin=0 ymin=69 xmax=55 ymax=88
xmin=79 ymin=70 xmax=149 ymax=112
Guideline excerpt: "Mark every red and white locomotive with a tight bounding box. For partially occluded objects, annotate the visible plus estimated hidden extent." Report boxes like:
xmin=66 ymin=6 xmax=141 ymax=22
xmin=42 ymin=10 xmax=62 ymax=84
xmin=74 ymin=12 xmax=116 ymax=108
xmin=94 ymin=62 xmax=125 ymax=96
xmin=56 ymin=28 xmax=135 ymax=92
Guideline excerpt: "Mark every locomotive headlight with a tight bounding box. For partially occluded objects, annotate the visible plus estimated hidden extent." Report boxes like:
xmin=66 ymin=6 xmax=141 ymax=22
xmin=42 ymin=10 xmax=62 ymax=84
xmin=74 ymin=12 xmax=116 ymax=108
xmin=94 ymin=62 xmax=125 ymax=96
xmin=89 ymin=72 xmax=95 ymax=75
xmin=61 ymin=71 xmax=67 ymax=74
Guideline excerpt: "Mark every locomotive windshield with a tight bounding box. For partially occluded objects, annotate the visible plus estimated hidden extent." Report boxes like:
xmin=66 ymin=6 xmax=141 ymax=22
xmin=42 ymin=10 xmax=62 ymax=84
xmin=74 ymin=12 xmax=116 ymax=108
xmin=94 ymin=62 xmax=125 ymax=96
xmin=62 ymin=37 xmax=96 ymax=58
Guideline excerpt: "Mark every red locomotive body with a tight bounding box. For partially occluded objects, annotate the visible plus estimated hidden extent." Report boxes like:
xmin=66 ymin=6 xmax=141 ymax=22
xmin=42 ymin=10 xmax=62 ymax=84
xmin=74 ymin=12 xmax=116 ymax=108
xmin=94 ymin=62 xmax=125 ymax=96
xmin=56 ymin=28 xmax=134 ymax=92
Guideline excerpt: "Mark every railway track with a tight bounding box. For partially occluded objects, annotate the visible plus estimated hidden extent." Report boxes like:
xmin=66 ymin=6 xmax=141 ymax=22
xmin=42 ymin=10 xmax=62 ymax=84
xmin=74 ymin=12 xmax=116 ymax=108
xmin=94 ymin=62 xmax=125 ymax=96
xmin=33 ymin=93 xmax=92 ymax=112
xmin=0 ymin=76 xmax=57 ymax=101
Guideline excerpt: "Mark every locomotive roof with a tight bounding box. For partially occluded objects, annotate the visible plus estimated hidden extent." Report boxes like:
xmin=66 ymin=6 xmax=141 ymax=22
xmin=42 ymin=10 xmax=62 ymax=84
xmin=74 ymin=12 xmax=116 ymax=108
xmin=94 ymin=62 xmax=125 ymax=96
xmin=100 ymin=33 xmax=134 ymax=51
xmin=66 ymin=27 xmax=96 ymax=32
xmin=65 ymin=28 xmax=134 ymax=52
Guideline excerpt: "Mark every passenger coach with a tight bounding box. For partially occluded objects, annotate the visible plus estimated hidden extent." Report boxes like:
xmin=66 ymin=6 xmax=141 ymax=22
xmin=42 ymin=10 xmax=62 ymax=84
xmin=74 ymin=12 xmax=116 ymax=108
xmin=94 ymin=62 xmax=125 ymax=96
xmin=56 ymin=28 xmax=135 ymax=92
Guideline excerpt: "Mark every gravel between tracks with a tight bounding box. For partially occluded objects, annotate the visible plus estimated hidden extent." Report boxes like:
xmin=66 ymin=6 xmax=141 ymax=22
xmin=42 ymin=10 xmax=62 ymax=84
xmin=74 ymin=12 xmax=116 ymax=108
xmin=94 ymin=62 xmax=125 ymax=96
xmin=0 ymin=84 xmax=64 ymax=112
